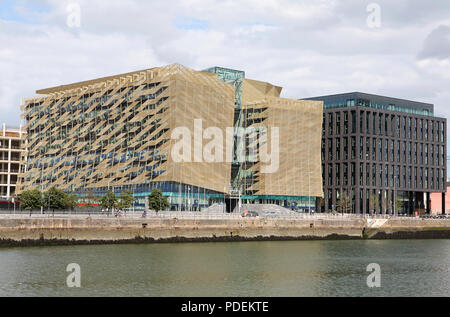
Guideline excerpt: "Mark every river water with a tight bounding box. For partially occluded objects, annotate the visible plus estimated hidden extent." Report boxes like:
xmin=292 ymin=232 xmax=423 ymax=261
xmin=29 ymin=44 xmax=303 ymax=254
xmin=0 ymin=240 xmax=449 ymax=297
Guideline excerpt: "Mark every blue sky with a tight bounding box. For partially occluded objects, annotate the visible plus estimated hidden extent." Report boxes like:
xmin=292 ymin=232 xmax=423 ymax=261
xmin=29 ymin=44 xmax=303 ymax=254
xmin=0 ymin=0 xmax=50 ymax=24
xmin=174 ymin=17 xmax=209 ymax=30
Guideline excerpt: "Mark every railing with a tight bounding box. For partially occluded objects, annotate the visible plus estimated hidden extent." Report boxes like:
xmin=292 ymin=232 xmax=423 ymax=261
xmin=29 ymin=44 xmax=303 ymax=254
xmin=0 ymin=209 xmax=437 ymax=220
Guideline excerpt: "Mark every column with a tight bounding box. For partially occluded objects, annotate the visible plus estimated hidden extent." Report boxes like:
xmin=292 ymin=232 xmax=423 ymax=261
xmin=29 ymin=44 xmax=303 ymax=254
xmin=442 ymin=192 xmax=446 ymax=215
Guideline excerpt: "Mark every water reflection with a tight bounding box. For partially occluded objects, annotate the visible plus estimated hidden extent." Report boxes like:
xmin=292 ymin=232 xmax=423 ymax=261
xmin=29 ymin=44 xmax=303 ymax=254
xmin=0 ymin=240 xmax=448 ymax=297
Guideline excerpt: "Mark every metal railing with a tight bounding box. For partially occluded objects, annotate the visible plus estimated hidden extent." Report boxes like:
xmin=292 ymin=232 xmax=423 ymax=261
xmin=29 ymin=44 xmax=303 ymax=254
xmin=0 ymin=209 xmax=442 ymax=220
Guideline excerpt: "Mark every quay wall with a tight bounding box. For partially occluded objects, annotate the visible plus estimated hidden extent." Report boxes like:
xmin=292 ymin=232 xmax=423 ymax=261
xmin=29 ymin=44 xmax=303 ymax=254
xmin=0 ymin=217 xmax=449 ymax=246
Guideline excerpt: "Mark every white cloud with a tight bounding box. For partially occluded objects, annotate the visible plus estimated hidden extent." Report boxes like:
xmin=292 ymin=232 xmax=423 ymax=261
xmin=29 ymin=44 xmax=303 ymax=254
xmin=1 ymin=0 xmax=450 ymax=156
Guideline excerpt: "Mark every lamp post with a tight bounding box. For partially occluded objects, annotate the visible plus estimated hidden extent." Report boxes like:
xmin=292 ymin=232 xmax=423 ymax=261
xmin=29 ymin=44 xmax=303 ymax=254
xmin=188 ymin=186 xmax=190 ymax=211
xmin=40 ymin=165 xmax=44 ymax=215
xmin=308 ymin=170 xmax=311 ymax=215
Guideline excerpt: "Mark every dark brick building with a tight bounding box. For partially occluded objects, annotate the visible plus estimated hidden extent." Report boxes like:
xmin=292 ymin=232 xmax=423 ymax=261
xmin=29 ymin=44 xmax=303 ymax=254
xmin=305 ymin=92 xmax=447 ymax=215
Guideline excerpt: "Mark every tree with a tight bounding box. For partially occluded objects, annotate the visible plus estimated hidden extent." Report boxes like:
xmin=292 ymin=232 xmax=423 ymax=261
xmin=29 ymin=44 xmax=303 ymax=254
xmin=395 ymin=196 xmax=404 ymax=215
xmin=369 ymin=194 xmax=379 ymax=215
xmin=148 ymin=189 xmax=169 ymax=212
xmin=65 ymin=193 xmax=79 ymax=210
xmin=337 ymin=192 xmax=351 ymax=215
xmin=381 ymin=194 xmax=388 ymax=215
xmin=117 ymin=190 xmax=135 ymax=210
xmin=101 ymin=191 xmax=117 ymax=214
xmin=85 ymin=190 xmax=99 ymax=209
xmin=43 ymin=187 xmax=68 ymax=210
xmin=19 ymin=189 xmax=43 ymax=210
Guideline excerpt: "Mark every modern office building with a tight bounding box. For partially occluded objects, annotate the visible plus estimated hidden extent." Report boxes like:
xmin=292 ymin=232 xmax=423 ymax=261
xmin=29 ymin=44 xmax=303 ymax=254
xmin=305 ymin=92 xmax=447 ymax=215
xmin=0 ymin=124 xmax=27 ymax=208
xmin=19 ymin=64 xmax=323 ymax=211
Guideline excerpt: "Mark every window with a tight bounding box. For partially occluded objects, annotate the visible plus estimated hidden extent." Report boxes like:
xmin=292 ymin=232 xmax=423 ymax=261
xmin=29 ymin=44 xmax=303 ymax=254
xmin=366 ymin=163 xmax=370 ymax=186
xmin=431 ymin=168 xmax=434 ymax=189
xmin=344 ymin=138 xmax=348 ymax=160
xmin=372 ymin=138 xmax=376 ymax=161
xmin=351 ymin=111 xmax=356 ymax=134
xmin=377 ymin=139 xmax=382 ymax=161
xmin=408 ymin=142 xmax=412 ymax=164
xmin=408 ymin=117 xmax=411 ymax=139
xmin=372 ymin=164 xmax=376 ymax=186
xmin=329 ymin=113 xmax=333 ymax=135
xmin=414 ymin=167 xmax=417 ymax=188
xmin=328 ymin=164 xmax=333 ymax=186
xmin=390 ymin=140 xmax=394 ymax=161
xmin=419 ymin=143 xmax=423 ymax=164
xmin=344 ymin=163 xmax=348 ymax=186
xmin=351 ymin=163 xmax=356 ymax=186
xmin=430 ymin=121 xmax=434 ymax=141
xmin=360 ymin=137 xmax=364 ymax=159
xmin=336 ymin=138 xmax=341 ymax=160
xmin=419 ymin=119 xmax=423 ymax=140
xmin=385 ymin=165 xmax=388 ymax=187
xmin=336 ymin=164 xmax=340 ymax=186
xmin=384 ymin=139 xmax=388 ymax=161
xmin=359 ymin=163 xmax=363 ymax=186
xmin=360 ymin=111 xmax=364 ymax=133
xmin=351 ymin=137 xmax=356 ymax=160
xmin=401 ymin=117 xmax=406 ymax=138
xmin=328 ymin=139 xmax=333 ymax=161
xmin=408 ymin=166 xmax=412 ymax=188
xmin=414 ymin=118 xmax=417 ymax=139
xmin=378 ymin=164 xmax=382 ymax=186
xmin=366 ymin=138 xmax=370 ymax=160
xmin=344 ymin=112 xmax=349 ymax=134
xmin=336 ymin=112 xmax=341 ymax=135
xmin=414 ymin=143 xmax=417 ymax=164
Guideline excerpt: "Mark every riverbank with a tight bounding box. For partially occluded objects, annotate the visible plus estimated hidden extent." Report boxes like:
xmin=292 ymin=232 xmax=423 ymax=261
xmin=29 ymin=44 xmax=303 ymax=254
xmin=0 ymin=216 xmax=449 ymax=247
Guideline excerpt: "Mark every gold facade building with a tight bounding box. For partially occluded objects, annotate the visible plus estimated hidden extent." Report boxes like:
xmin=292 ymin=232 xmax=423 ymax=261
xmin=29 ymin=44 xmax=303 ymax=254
xmin=19 ymin=64 xmax=323 ymax=211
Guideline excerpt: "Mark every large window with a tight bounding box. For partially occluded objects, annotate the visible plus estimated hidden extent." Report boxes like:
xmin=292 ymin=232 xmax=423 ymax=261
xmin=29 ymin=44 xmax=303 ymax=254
xmin=336 ymin=138 xmax=341 ymax=160
xmin=351 ymin=137 xmax=356 ymax=160
xmin=351 ymin=111 xmax=356 ymax=134
xmin=344 ymin=112 xmax=349 ymax=134
xmin=336 ymin=112 xmax=341 ymax=135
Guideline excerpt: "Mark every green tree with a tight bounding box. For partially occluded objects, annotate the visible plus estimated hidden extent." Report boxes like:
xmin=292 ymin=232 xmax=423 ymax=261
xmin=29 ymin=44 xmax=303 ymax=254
xmin=337 ymin=192 xmax=351 ymax=215
xmin=369 ymin=194 xmax=379 ymax=215
xmin=65 ymin=193 xmax=79 ymax=210
xmin=117 ymin=190 xmax=135 ymax=210
xmin=395 ymin=196 xmax=404 ymax=215
xmin=101 ymin=191 xmax=118 ymax=214
xmin=85 ymin=190 xmax=98 ymax=209
xmin=43 ymin=187 xmax=68 ymax=210
xmin=148 ymin=189 xmax=169 ymax=213
xmin=19 ymin=189 xmax=43 ymax=210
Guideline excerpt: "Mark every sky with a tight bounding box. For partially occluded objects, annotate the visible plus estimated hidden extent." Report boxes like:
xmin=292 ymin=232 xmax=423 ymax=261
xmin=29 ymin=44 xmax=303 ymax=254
xmin=1 ymin=0 xmax=450 ymax=136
